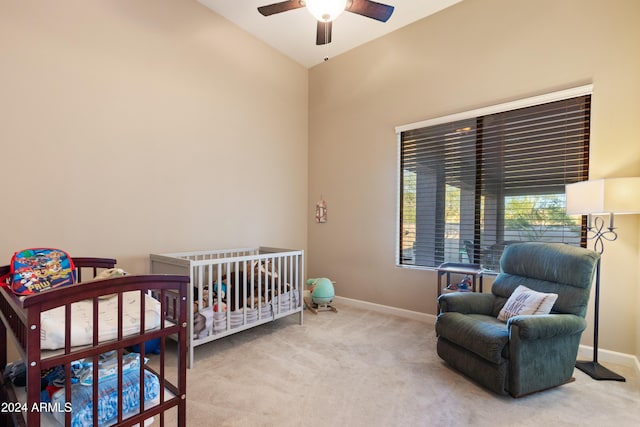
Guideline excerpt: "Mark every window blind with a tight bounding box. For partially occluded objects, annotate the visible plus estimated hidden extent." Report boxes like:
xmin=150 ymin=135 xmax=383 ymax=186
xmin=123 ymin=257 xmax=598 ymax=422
xmin=398 ymin=93 xmax=590 ymax=269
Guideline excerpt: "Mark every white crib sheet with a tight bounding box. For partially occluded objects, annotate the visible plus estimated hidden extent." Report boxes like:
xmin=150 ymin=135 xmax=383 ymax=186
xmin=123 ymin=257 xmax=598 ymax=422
xmin=40 ymin=292 xmax=161 ymax=350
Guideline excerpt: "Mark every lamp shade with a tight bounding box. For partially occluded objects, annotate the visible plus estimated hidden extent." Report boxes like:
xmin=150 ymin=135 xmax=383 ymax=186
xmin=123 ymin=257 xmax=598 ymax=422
xmin=565 ymin=177 xmax=640 ymax=215
xmin=306 ymin=0 xmax=347 ymax=22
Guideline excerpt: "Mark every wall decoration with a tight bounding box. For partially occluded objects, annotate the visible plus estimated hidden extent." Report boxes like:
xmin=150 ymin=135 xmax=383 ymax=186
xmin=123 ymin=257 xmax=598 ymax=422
xmin=315 ymin=196 xmax=327 ymax=223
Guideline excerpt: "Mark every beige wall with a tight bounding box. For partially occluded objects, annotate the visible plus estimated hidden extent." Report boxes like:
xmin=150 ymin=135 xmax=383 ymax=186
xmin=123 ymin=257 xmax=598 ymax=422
xmin=0 ymin=0 xmax=309 ymax=275
xmin=1 ymin=0 xmax=639 ymax=363
xmin=308 ymin=0 xmax=640 ymax=358
xmin=637 ymin=225 xmax=640 ymax=359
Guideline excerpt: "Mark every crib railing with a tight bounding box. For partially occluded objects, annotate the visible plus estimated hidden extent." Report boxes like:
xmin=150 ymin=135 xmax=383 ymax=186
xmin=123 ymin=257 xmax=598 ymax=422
xmin=150 ymin=247 xmax=304 ymax=368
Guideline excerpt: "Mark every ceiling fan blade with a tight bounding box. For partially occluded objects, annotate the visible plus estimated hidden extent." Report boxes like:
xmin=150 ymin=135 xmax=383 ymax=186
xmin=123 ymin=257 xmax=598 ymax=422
xmin=258 ymin=0 xmax=305 ymax=17
xmin=346 ymin=0 xmax=395 ymax=22
xmin=316 ymin=21 xmax=332 ymax=45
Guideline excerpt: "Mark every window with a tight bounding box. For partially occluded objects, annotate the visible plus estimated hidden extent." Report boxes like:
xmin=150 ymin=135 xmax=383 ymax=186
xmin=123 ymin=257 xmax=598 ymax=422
xmin=397 ymin=86 xmax=591 ymax=270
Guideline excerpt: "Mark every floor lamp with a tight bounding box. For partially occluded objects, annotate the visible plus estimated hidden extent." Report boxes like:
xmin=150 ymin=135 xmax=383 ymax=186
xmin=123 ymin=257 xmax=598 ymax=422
xmin=565 ymin=177 xmax=640 ymax=381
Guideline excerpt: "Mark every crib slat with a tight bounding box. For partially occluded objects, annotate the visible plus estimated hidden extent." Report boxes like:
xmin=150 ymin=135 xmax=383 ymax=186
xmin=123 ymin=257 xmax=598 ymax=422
xmin=270 ymin=256 xmax=277 ymax=314
xmin=140 ymin=288 xmax=146 ymax=335
xmin=64 ymin=303 xmax=72 ymax=352
xmin=91 ymin=296 xmax=100 ymax=425
xmin=207 ymin=263 xmax=213 ymax=308
xmin=159 ymin=289 xmax=167 ymax=426
xmin=137 ymin=346 xmax=144 ymax=425
xmin=159 ymin=289 xmax=167 ymax=407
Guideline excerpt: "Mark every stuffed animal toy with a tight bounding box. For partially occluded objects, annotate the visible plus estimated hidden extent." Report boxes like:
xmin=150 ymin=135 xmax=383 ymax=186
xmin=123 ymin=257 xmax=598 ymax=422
xmin=193 ymin=312 xmax=207 ymax=337
xmin=93 ymin=268 xmax=128 ymax=300
xmin=213 ymin=282 xmax=226 ymax=299
xmin=253 ymin=259 xmax=278 ymax=281
xmin=251 ymin=259 xmax=282 ymax=301
xmin=246 ymin=296 xmax=266 ymax=309
xmin=213 ymin=301 xmax=227 ymax=313
xmin=193 ymin=286 xmax=213 ymax=313
xmin=221 ymin=260 xmax=282 ymax=310
xmin=94 ymin=268 xmax=128 ymax=280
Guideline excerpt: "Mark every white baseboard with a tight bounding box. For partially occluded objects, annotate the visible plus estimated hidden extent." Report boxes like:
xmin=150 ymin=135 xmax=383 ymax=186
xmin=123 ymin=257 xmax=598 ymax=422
xmin=578 ymin=345 xmax=640 ymax=377
xmin=334 ymin=295 xmax=640 ymax=378
xmin=334 ymin=295 xmax=436 ymax=323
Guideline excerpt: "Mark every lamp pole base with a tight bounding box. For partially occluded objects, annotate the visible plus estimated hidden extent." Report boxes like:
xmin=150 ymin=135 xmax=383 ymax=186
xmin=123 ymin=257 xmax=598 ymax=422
xmin=575 ymin=360 xmax=626 ymax=382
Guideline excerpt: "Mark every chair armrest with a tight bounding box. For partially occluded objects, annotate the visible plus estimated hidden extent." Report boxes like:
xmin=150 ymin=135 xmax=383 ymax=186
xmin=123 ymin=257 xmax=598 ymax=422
xmin=508 ymin=314 xmax=586 ymax=340
xmin=438 ymin=292 xmax=496 ymax=315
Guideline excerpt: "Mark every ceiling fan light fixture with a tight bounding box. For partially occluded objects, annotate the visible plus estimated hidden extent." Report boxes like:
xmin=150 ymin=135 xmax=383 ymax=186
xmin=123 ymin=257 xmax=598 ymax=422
xmin=305 ymin=0 xmax=347 ymax=22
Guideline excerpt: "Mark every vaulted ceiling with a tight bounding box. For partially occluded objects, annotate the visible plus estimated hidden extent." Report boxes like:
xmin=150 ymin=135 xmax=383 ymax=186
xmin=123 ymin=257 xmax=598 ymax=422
xmin=198 ymin=0 xmax=463 ymax=68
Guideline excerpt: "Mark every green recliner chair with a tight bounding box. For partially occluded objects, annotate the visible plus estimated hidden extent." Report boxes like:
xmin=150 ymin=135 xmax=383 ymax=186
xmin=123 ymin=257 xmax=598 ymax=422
xmin=435 ymin=242 xmax=600 ymax=397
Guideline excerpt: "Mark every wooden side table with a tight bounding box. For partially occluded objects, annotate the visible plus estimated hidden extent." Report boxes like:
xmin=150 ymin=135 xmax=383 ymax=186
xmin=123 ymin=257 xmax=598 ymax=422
xmin=436 ymin=262 xmax=484 ymax=311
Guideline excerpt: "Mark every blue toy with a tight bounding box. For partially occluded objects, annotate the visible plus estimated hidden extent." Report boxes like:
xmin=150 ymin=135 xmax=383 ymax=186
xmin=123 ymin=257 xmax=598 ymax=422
xmin=305 ymin=278 xmax=337 ymax=314
xmin=213 ymin=282 xmax=227 ymax=298
xmin=131 ymin=338 xmax=161 ymax=355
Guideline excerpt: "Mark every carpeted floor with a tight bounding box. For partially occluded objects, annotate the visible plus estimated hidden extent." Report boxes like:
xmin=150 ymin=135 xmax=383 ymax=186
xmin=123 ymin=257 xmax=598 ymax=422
xmin=150 ymin=303 xmax=640 ymax=426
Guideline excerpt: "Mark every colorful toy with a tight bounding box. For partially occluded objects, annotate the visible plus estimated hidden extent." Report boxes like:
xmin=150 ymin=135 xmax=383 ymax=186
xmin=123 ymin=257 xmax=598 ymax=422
xmin=213 ymin=282 xmax=226 ymax=299
xmin=304 ymin=278 xmax=337 ymax=314
xmin=446 ymin=275 xmax=472 ymax=292
xmin=458 ymin=275 xmax=472 ymax=291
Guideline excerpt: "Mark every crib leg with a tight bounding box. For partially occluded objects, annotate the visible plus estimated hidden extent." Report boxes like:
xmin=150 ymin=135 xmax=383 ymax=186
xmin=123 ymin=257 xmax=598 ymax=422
xmin=0 ymin=320 xmax=5 ymax=370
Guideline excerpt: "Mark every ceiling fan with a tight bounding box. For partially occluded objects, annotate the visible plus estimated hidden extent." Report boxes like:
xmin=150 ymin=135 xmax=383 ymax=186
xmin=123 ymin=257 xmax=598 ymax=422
xmin=258 ymin=0 xmax=395 ymax=45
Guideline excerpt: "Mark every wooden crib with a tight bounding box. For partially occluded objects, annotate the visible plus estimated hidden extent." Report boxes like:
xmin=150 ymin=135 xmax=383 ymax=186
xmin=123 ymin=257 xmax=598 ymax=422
xmin=0 ymin=257 xmax=188 ymax=426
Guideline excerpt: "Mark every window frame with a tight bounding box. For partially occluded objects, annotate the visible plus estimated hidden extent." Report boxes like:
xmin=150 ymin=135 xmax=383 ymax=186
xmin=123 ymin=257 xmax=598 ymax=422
xmin=395 ymin=85 xmax=593 ymax=270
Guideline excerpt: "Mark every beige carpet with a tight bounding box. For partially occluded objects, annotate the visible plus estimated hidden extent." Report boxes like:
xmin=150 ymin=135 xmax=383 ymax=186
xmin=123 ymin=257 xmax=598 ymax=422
xmin=151 ymin=303 xmax=640 ymax=427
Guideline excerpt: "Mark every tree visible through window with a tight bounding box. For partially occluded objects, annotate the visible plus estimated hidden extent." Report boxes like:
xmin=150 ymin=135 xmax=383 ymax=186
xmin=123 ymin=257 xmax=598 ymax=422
xmin=397 ymin=89 xmax=590 ymax=271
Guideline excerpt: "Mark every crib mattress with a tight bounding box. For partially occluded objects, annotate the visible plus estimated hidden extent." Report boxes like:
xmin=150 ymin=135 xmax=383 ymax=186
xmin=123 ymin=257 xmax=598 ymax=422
xmin=39 ymin=292 xmax=161 ymax=350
